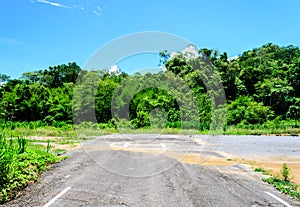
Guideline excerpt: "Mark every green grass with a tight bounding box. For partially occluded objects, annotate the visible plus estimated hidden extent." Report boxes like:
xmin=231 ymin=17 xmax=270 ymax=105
xmin=116 ymin=119 xmax=300 ymax=136
xmin=222 ymin=120 xmax=300 ymax=135
xmin=0 ymin=121 xmax=120 ymax=203
xmin=256 ymin=164 xmax=300 ymax=201
xmin=254 ymin=167 xmax=270 ymax=175
xmin=52 ymin=148 xmax=68 ymax=155
xmin=223 ymin=127 xmax=300 ymax=135
xmin=3 ymin=120 xmax=300 ymax=137
xmin=114 ymin=127 xmax=201 ymax=135
xmin=263 ymin=177 xmax=300 ymax=200
xmin=0 ymin=133 xmax=64 ymax=203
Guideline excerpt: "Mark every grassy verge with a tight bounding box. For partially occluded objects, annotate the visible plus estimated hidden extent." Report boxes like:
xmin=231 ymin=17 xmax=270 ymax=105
xmin=254 ymin=164 xmax=300 ymax=201
xmin=3 ymin=120 xmax=300 ymax=136
xmin=263 ymin=177 xmax=300 ymax=200
xmin=223 ymin=126 xmax=300 ymax=135
xmin=0 ymin=133 xmax=65 ymax=203
xmin=0 ymin=122 xmax=118 ymax=203
xmin=0 ymin=121 xmax=118 ymax=139
xmin=223 ymin=120 xmax=300 ymax=135
xmin=117 ymin=120 xmax=300 ymax=136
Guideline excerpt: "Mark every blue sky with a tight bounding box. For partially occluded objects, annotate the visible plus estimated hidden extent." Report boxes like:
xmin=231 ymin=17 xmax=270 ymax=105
xmin=1 ymin=0 xmax=300 ymax=78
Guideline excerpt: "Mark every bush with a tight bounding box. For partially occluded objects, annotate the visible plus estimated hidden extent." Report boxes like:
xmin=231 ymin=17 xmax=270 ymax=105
xmin=261 ymin=164 xmax=300 ymax=200
xmin=0 ymin=133 xmax=61 ymax=203
xmin=227 ymin=96 xmax=274 ymax=125
xmin=281 ymin=163 xmax=293 ymax=182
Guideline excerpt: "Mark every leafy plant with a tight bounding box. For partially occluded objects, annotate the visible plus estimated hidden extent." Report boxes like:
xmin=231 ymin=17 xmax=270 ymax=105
xmin=254 ymin=167 xmax=269 ymax=175
xmin=281 ymin=163 xmax=293 ymax=182
xmin=46 ymin=139 xmax=51 ymax=153
xmin=260 ymin=164 xmax=300 ymax=200
xmin=17 ymin=137 xmax=27 ymax=154
xmin=0 ymin=133 xmax=61 ymax=203
xmin=263 ymin=176 xmax=300 ymax=200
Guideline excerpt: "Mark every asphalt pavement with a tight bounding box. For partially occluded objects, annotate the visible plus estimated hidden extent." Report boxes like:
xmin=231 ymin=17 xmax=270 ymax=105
xmin=3 ymin=134 xmax=300 ymax=207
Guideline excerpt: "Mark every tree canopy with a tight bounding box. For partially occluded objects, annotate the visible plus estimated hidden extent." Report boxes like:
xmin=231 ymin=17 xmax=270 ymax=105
xmin=1 ymin=43 xmax=300 ymax=129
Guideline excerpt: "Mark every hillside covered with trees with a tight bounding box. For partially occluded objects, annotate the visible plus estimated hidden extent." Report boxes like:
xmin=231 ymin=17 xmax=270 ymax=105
xmin=1 ymin=43 xmax=300 ymax=132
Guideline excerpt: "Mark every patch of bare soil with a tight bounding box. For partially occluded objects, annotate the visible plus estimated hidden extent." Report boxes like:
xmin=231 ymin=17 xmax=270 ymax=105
xmin=28 ymin=136 xmax=58 ymax=141
xmin=110 ymin=146 xmax=300 ymax=186
xmin=175 ymin=152 xmax=300 ymax=186
xmin=179 ymin=153 xmax=300 ymax=186
xmin=254 ymin=157 xmax=300 ymax=186
xmin=28 ymin=136 xmax=81 ymax=152
xmin=34 ymin=141 xmax=81 ymax=152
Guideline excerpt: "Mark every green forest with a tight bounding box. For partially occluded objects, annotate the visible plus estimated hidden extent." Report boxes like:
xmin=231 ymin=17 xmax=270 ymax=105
xmin=1 ymin=43 xmax=300 ymax=133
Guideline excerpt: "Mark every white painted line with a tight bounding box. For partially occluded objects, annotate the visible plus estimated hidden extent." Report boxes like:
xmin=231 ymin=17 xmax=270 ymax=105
xmin=123 ymin=142 xmax=129 ymax=148
xmin=65 ymin=175 xmax=70 ymax=178
xmin=43 ymin=187 xmax=71 ymax=207
xmin=265 ymin=191 xmax=293 ymax=207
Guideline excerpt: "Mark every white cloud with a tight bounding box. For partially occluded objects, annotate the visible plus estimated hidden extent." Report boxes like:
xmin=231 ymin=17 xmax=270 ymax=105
xmin=33 ymin=0 xmax=105 ymax=16
xmin=228 ymin=55 xmax=239 ymax=61
xmin=170 ymin=45 xmax=199 ymax=60
xmin=170 ymin=51 xmax=179 ymax=59
xmin=36 ymin=0 xmax=72 ymax=9
xmin=109 ymin=65 xmax=121 ymax=75
xmin=93 ymin=6 xmax=102 ymax=16
xmin=182 ymin=45 xmax=199 ymax=60
xmin=73 ymin=4 xmax=85 ymax=10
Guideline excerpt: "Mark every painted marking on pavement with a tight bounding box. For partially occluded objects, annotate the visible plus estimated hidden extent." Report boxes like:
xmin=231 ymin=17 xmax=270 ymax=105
xmin=160 ymin=143 xmax=167 ymax=149
xmin=265 ymin=191 xmax=293 ymax=207
xmin=43 ymin=187 xmax=71 ymax=207
xmin=65 ymin=175 xmax=70 ymax=178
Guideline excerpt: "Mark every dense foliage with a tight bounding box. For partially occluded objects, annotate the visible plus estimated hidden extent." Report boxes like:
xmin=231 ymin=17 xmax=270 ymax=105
xmin=0 ymin=133 xmax=60 ymax=203
xmin=1 ymin=43 xmax=300 ymax=129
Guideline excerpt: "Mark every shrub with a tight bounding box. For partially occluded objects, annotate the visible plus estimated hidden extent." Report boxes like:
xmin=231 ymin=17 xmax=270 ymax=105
xmin=281 ymin=163 xmax=293 ymax=182
xmin=0 ymin=133 xmax=61 ymax=203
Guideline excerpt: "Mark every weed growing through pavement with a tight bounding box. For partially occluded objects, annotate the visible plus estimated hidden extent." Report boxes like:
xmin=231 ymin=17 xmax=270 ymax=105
xmin=257 ymin=164 xmax=300 ymax=200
